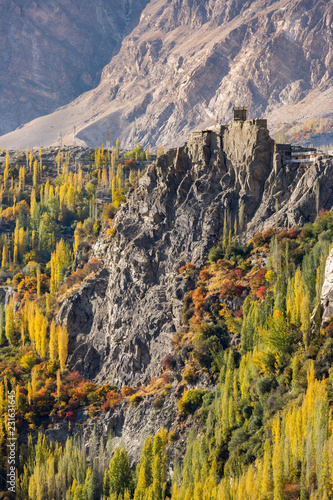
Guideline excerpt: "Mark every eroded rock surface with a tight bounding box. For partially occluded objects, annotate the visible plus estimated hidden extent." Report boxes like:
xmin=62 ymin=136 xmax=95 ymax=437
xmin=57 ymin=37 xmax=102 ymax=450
xmin=321 ymin=249 xmax=333 ymax=325
xmin=57 ymin=120 xmax=333 ymax=387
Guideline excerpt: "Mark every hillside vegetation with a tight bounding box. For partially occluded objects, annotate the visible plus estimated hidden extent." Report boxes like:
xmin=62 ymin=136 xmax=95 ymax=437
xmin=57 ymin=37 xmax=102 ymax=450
xmin=1 ymin=147 xmax=333 ymax=499
xmin=275 ymin=118 xmax=333 ymax=150
xmin=0 ymin=143 xmax=148 ymax=494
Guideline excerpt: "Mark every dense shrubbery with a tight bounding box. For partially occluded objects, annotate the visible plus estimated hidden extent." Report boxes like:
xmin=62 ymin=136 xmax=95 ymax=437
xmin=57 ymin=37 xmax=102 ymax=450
xmin=177 ymin=389 xmax=207 ymax=414
xmin=167 ymin=211 xmax=333 ymax=499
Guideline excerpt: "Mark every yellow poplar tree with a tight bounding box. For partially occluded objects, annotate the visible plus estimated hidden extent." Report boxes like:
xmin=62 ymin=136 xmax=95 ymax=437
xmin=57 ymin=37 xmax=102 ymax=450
xmin=30 ymin=188 xmax=36 ymax=218
xmin=73 ymin=222 xmax=83 ymax=254
xmin=5 ymin=297 xmax=15 ymax=344
xmin=1 ymin=242 xmax=8 ymax=267
xmin=33 ymin=160 xmax=38 ymax=187
xmin=49 ymin=321 xmax=58 ymax=361
xmin=58 ymin=325 xmax=68 ymax=372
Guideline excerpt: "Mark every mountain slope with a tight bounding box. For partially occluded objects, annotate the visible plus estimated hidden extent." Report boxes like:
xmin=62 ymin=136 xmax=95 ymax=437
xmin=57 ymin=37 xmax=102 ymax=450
xmin=56 ymin=120 xmax=333 ymax=386
xmin=0 ymin=0 xmax=332 ymax=150
xmin=0 ymin=0 xmax=148 ymax=136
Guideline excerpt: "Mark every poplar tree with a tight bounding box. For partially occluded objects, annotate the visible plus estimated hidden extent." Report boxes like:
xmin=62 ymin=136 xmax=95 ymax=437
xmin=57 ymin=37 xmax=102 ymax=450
xmin=58 ymin=325 xmax=68 ymax=372
xmin=116 ymin=138 xmax=120 ymax=159
xmin=49 ymin=320 xmax=58 ymax=361
xmin=1 ymin=241 xmax=9 ymax=267
xmin=0 ymin=303 xmax=4 ymax=344
xmin=5 ymin=297 xmax=15 ymax=344
xmin=104 ymin=448 xmax=133 ymax=498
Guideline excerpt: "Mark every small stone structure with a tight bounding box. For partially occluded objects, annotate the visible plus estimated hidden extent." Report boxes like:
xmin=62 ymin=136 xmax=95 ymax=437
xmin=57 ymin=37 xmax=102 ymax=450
xmin=233 ymin=106 xmax=247 ymax=121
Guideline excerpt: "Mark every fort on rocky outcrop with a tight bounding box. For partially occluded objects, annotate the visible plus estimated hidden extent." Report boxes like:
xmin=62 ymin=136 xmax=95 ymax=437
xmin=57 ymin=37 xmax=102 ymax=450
xmin=58 ymin=107 xmax=333 ymax=395
xmin=185 ymin=106 xmax=270 ymax=152
xmin=185 ymin=107 xmax=324 ymax=176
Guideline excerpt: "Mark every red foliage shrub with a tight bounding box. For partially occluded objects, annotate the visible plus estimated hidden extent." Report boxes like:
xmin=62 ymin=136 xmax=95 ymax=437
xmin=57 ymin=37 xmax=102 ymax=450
xmin=65 ymin=410 xmax=77 ymax=422
xmin=219 ymin=279 xmax=236 ymax=298
xmin=231 ymin=269 xmax=244 ymax=280
xmin=192 ymin=287 xmax=206 ymax=316
xmin=199 ymin=269 xmax=211 ymax=281
xmin=262 ymin=227 xmax=275 ymax=243
xmin=256 ymin=286 xmax=267 ymax=299
xmin=250 ymin=268 xmax=267 ymax=292
xmin=277 ymin=229 xmax=288 ymax=241
xmin=235 ymin=284 xmax=245 ymax=297
xmin=34 ymin=388 xmax=53 ymax=416
xmin=101 ymin=390 xmax=121 ymax=412
xmin=288 ymin=227 xmax=300 ymax=239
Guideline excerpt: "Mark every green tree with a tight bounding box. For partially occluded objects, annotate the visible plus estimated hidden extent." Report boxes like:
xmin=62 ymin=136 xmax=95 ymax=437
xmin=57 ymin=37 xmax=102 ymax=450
xmin=104 ymin=448 xmax=134 ymax=498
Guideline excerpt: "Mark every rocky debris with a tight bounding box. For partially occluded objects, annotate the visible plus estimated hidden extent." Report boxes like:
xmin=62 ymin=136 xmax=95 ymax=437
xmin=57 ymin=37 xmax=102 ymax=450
xmin=1 ymin=0 xmax=332 ymax=149
xmin=321 ymin=248 xmax=333 ymax=325
xmin=56 ymin=119 xmax=333 ymax=390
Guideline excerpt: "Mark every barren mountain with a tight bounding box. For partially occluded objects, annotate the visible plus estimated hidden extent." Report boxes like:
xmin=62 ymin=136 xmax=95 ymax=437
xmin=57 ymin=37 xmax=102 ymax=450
xmin=1 ymin=0 xmax=332 ymax=149
xmin=0 ymin=0 xmax=148 ymax=136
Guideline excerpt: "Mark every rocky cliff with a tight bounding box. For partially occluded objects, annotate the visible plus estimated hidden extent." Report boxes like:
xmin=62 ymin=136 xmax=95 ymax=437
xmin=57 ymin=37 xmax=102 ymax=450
xmin=0 ymin=0 xmax=148 ymax=136
xmin=57 ymin=119 xmax=333 ymax=387
xmin=1 ymin=0 xmax=332 ymax=149
xmin=321 ymin=249 xmax=333 ymax=325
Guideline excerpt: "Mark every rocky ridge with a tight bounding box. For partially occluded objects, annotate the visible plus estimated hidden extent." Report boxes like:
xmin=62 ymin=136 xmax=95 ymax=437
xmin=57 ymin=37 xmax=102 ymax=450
xmin=0 ymin=0 xmax=148 ymax=136
xmin=57 ymin=118 xmax=333 ymax=389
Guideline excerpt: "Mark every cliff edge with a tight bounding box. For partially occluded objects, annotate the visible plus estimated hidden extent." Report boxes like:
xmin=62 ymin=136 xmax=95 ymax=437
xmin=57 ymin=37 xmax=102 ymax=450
xmin=58 ymin=120 xmax=333 ymax=386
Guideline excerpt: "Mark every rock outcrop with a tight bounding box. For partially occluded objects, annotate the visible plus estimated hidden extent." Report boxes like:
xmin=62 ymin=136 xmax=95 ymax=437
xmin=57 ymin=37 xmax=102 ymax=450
xmin=57 ymin=119 xmax=333 ymax=387
xmin=321 ymin=249 xmax=333 ymax=325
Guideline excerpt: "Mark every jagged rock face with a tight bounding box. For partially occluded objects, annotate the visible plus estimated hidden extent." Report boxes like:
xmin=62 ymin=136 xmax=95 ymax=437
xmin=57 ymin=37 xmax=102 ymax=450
xmin=0 ymin=0 xmax=148 ymax=136
xmin=321 ymin=249 xmax=333 ymax=325
xmin=58 ymin=121 xmax=333 ymax=386
xmin=1 ymin=0 xmax=332 ymax=149
xmin=57 ymin=120 xmax=275 ymax=386
xmin=248 ymin=153 xmax=333 ymax=233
